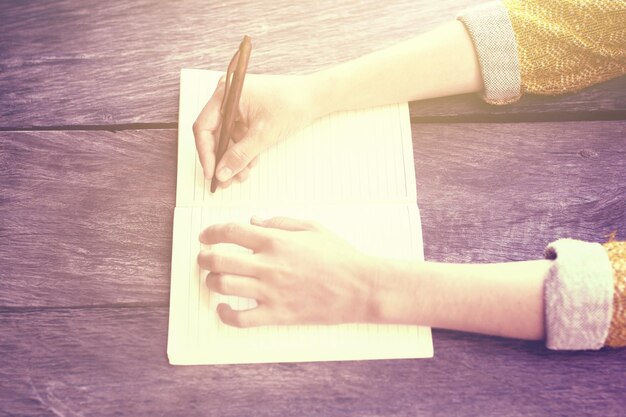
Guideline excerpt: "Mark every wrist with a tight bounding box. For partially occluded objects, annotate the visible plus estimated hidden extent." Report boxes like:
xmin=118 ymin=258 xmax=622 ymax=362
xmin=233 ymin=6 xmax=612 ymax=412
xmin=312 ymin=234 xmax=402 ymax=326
xmin=362 ymin=257 xmax=421 ymax=324
xmin=360 ymin=255 xmax=385 ymax=323
xmin=365 ymin=257 xmax=414 ymax=323
xmin=305 ymin=70 xmax=339 ymax=120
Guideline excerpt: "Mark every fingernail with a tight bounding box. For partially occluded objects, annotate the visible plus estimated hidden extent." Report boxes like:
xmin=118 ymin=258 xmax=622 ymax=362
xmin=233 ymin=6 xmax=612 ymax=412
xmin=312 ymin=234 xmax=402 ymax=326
xmin=250 ymin=215 xmax=264 ymax=225
xmin=217 ymin=167 xmax=232 ymax=181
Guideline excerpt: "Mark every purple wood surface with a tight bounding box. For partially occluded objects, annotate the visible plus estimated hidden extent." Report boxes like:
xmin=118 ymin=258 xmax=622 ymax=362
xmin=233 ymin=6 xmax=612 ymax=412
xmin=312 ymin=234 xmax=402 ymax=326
xmin=413 ymin=121 xmax=626 ymax=263
xmin=2 ymin=121 xmax=624 ymax=308
xmin=1 ymin=0 xmax=624 ymax=128
xmin=1 ymin=308 xmax=624 ymax=417
xmin=2 ymin=1 xmax=626 ymax=415
xmin=1 ymin=130 xmax=176 ymax=308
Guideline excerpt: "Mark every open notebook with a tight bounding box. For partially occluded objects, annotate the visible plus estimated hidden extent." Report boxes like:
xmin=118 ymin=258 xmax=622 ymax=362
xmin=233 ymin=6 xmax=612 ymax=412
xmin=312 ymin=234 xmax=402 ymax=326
xmin=168 ymin=69 xmax=433 ymax=365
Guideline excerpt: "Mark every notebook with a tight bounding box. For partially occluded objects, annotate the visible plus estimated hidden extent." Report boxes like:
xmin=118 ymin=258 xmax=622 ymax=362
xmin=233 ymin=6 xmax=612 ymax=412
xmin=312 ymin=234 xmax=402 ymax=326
xmin=168 ymin=69 xmax=433 ymax=365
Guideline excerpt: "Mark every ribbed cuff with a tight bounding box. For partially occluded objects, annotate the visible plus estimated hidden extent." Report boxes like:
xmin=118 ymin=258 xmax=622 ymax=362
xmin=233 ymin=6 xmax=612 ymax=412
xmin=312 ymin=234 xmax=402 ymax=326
xmin=544 ymin=239 xmax=614 ymax=350
xmin=457 ymin=1 xmax=521 ymax=105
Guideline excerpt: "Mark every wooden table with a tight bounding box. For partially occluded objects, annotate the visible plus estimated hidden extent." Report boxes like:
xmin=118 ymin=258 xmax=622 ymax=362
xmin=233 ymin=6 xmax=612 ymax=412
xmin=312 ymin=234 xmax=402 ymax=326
xmin=1 ymin=1 xmax=625 ymax=416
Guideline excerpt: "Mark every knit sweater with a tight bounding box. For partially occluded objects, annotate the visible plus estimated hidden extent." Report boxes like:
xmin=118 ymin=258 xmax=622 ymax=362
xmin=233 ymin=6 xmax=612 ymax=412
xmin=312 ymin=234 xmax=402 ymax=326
xmin=458 ymin=0 xmax=626 ymax=349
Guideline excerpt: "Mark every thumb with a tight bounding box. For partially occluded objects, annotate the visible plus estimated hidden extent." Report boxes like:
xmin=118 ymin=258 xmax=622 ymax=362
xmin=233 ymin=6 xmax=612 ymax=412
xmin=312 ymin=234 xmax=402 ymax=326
xmin=215 ymin=135 xmax=264 ymax=182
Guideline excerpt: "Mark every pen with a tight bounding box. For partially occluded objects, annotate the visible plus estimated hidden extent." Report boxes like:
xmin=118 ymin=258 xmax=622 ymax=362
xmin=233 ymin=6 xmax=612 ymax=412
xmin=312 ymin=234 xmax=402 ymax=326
xmin=211 ymin=35 xmax=252 ymax=193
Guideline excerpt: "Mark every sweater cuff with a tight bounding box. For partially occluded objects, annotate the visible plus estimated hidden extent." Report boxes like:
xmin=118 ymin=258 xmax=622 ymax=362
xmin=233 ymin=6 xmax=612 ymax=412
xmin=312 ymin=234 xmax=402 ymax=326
xmin=544 ymin=239 xmax=614 ymax=350
xmin=457 ymin=1 xmax=521 ymax=105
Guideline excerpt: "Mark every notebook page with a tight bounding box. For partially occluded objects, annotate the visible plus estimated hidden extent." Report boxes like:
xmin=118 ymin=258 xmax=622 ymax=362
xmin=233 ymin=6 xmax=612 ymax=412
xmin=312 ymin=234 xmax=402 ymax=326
xmin=168 ymin=203 xmax=431 ymax=365
xmin=169 ymin=68 xmax=432 ymax=365
xmin=176 ymin=69 xmax=417 ymax=207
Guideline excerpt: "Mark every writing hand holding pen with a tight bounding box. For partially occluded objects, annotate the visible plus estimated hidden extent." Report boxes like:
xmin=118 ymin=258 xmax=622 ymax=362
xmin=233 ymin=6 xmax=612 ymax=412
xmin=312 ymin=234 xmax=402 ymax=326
xmin=192 ymin=46 xmax=320 ymax=189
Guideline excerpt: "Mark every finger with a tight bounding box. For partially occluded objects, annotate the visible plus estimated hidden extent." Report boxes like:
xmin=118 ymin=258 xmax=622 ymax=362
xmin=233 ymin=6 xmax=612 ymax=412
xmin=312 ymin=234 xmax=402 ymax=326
xmin=218 ymin=177 xmax=233 ymax=189
xmin=199 ymin=222 xmax=269 ymax=250
xmin=249 ymin=156 xmax=259 ymax=168
xmin=197 ymin=249 xmax=265 ymax=276
xmin=194 ymin=81 xmax=224 ymax=132
xmin=217 ymin=303 xmax=272 ymax=328
xmin=215 ymin=132 xmax=266 ymax=182
xmin=205 ymin=273 xmax=264 ymax=300
xmin=235 ymin=166 xmax=251 ymax=182
xmin=193 ymin=131 xmax=217 ymax=180
xmin=193 ymin=84 xmax=227 ymax=180
xmin=231 ymin=120 xmax=248 ymax=142
xmin=250 ymin=216 xmax=323 ymax=232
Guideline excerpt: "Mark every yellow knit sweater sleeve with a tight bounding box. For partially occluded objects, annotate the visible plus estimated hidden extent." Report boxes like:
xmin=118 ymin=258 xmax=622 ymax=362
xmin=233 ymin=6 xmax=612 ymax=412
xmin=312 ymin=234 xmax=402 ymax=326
xmin=503 ymin=0 xmax=626 ymax=95
xmin=604 ymin=240 xmax=626 ymax=347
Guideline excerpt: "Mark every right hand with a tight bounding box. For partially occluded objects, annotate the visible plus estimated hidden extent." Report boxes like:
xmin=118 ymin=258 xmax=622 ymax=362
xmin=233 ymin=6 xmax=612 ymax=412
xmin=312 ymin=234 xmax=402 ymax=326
xmin=193 ymin=74 xmax=318 ymax=187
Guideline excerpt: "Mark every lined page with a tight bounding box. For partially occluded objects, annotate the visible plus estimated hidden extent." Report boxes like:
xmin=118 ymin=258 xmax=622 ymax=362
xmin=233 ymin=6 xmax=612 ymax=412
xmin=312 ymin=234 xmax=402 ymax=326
xmin=176 ymin=69 xmax=416 ymax=207
xmin=168 ymin=68 xmax=432 ymax=365
xmin=168 ymin=204 xmax=431 ymax=365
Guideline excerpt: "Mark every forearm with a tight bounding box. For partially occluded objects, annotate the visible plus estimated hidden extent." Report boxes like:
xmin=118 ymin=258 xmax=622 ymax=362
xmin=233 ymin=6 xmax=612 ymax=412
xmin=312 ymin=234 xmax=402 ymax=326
xmin=308 ymin=20 xmax=482 ymax=117
xmin=369 ymin=258 xmax=550 ymax=340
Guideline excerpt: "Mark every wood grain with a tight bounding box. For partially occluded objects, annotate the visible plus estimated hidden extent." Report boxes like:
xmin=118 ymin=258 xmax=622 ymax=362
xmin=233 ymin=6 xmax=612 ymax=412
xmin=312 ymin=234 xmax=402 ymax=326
xmin=413 ymin=121 xmax=626 ymax=263
xmin=0 ymin=130 xmax=176 ymax=307
xmin=1 ymin=121 xmax=624 ymax=308
xmin=2 ymin=2 xmax=625 ymax=415
xmin=1 ymin=308 xmax=624 ymax=417
xmin=1 ymin=0 xmax=624 ymax=128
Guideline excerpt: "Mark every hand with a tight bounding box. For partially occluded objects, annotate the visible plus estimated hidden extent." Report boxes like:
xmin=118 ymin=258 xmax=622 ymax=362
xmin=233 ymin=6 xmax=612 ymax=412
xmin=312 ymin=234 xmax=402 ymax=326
xmin=193 ymin=74 xmax=318 ymax=187
xmin=197 ymin=217 xmax=379 ymax=327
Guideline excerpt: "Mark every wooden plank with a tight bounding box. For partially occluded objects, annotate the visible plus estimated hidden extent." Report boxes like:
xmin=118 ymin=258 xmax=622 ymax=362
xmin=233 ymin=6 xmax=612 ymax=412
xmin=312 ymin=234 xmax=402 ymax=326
xmin=413 ymin=121 xmax=626 ymax=262
xmin=1 ymin=308 xmax=624 ymax=417
xmin=0 ymin=130 xmax=177 ymax=307
xmin=1 ymin=121 xmax=624 ymax=308
xmin=1 ymin=0 xmax=624 ymax=128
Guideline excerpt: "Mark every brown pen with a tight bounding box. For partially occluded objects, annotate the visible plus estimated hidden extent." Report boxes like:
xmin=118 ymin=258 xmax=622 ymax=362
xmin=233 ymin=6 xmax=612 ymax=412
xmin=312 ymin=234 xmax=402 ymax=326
xmin=211 ymin=35 xmax=252 ymax=193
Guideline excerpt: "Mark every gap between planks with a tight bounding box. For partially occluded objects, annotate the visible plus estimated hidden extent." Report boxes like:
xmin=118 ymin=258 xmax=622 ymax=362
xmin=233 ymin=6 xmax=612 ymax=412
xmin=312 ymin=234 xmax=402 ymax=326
xmin=0 ymin=110 xmax=624 ymax=133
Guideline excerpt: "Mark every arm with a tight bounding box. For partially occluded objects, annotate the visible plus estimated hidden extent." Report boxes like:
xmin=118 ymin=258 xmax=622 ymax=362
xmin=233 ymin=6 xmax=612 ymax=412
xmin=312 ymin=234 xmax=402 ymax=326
xmin=194 ymin=1 xmax=626 ymax=349
xmin=308 ymin=20 xmax=483 ymax=117
xmin=198 ymin=216 xmax=547 ymax=341
xmin=373 ymin=259 xmax=548 ymax=341
xmin=199 ymin=217 xmax=624 ymax=349
xmin=195 ymin=0 xmax=625 ymax=183
xmin=194 ymin=20 xmax=483 ymax=184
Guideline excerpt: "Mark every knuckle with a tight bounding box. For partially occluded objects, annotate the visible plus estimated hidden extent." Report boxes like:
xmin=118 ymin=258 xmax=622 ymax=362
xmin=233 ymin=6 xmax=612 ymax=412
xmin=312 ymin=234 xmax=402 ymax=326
xmin=205 ymin=274 xmax=218 ymax=291
xmin=206 ymin=252 xmax=223 ymax=271
xmin=265 ymin=236 xmax=282 ymax=252
xmin=271 ymin=307 xmax=292 ymax=325
xmin=222 ymin=222 xmax=241 ymax=239
xmin=197 ymin=252 xmax=206 ymax=267
xmin=236 ymin=168 xmax=250 ymax=181
xmin=214 ymin=275 xmax=230 ymax=294
xmin=228 ymin=146 xmax=251 ymax=166
xmin=268 ymin=217 xmax=286 ymax=228
xmin=205 ymin=273 xmax=215 ymax=289
xmin=232 ymin=317 xmax=247 ymax=328
xmin=228 ymin=316 xmax=249 ymax=329
xmin=204 ymin=225 xmax=217 ymax=238
xmin=228 ymin=313 xmax=248 ymax=328
xmin=192 ymin=121 xmax=202 ymax=136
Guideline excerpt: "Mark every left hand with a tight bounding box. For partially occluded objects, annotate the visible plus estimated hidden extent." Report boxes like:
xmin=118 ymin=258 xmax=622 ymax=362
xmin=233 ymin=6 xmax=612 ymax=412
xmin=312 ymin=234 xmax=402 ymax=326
xmin=197 ymin=216 xmax=379 ymax=327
